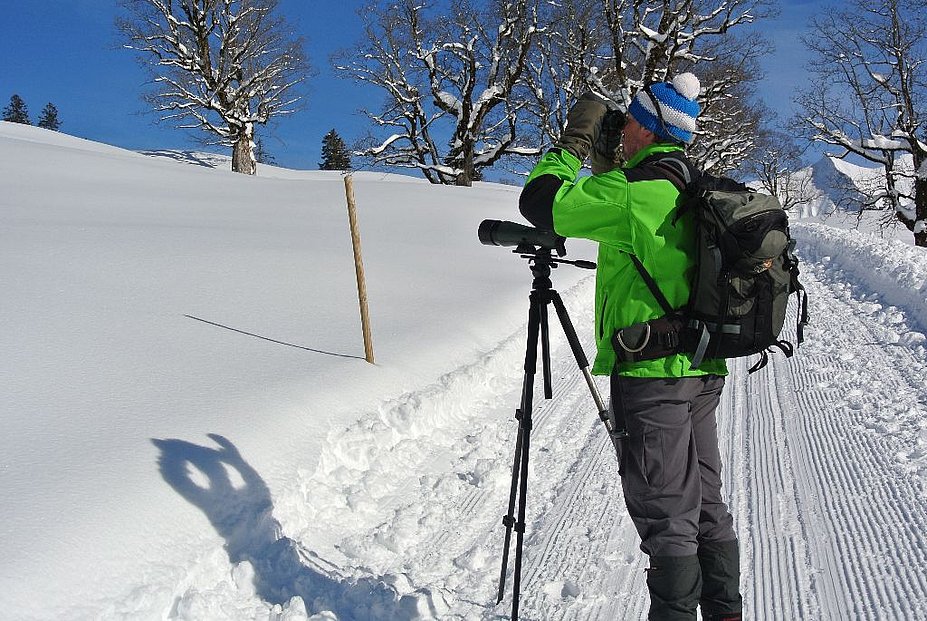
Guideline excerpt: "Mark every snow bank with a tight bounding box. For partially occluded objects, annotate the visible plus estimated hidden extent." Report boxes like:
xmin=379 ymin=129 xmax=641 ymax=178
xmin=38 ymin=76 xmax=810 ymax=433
xmin=793 ymin=222 xmax=927 ymax=332
xmin=0 ymin=121 xmax=597 ymax=619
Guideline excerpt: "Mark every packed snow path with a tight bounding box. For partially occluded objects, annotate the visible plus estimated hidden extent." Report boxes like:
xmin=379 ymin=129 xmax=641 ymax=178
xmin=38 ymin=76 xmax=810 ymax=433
xmin=495 ymin=258 xmax=927 ymax=620
xmin=292 ymin=247 xmax=927 ymax=620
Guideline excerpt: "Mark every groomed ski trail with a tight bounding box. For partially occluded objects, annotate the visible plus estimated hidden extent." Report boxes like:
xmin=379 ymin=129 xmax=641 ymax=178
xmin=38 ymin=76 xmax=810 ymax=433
xmin=733 ymin=256 xmax=927 ymax=620
xmin=287 ymin=247 xmax=927 ymax=620
xmin=505 ymin=254 xmax=927 ymax=620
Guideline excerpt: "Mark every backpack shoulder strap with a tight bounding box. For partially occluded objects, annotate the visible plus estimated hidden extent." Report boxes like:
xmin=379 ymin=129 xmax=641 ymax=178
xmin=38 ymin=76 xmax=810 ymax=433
xmin=652 ymin=158 xmax=691 ymax=192
xmin=624 ymin=252 xmax=675 ymax=316
xmin=622 ymin=155 xmax=701 ymax=314
xmin=648 ymin=155 xmax=701 ymax=223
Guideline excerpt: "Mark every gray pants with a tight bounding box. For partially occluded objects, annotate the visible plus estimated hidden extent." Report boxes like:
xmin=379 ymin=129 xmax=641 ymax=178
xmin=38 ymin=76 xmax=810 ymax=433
xmin=610 ymin=374 xmax=736 ymax=557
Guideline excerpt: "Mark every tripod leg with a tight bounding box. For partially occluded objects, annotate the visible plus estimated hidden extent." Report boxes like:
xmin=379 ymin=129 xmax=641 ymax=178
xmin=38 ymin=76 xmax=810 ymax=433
xmin=550 ymin=292 xmax=606 ymax=412
xmin=511 ymin=391 xmax=534 ymax=621
xmin=497 ymin=421 xmax=523 ymax=603
xmin=538 ymin=292 xmax=553 ymax=399
xmin=550 ymin=292 xmax=626 ymax=449
xmin=498 ymin=295 xmax=541 ymax=610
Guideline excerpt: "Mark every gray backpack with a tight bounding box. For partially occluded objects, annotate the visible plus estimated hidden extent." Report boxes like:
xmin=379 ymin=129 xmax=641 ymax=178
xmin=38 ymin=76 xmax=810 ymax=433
xmin=616 ymin=165 xmax=809 ymax=373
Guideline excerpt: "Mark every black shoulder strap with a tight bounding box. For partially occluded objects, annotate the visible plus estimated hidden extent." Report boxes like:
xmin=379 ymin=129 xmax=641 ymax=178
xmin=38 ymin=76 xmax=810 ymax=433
xmin=624 ymin=156 xmax=698 ymax=314
xmin=625 ymin=252 xmax=675 ymax=316
xmin=652 ymin=158 xmax=691 ymax=192
xmin=651 ymin=156 xmax=700 ymax=223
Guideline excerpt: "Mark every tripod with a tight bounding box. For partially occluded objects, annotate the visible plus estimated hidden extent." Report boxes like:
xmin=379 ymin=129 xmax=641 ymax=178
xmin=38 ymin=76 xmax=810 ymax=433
xmin=496 ymin=245 xmax=626 ymax=620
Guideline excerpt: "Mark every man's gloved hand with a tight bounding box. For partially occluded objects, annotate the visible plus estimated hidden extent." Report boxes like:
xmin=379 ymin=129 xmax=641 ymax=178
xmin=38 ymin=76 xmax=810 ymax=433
xmin=591 ymin=109 xmax=626 ymax=174
xmin=553 ymin=91 xmax=611 ymax=163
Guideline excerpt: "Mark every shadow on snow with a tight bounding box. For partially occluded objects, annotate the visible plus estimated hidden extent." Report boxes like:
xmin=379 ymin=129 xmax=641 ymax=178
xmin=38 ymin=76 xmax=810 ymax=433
xmin=151 ymin=433 xmax=427 ymax=619
xmin=184 ymin=314 xmax=367 ymax=361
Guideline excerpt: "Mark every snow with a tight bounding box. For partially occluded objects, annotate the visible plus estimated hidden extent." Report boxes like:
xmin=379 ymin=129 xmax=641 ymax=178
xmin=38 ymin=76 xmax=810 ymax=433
xmin=639 ymin=25 xmax=668 ymax=43
xmin=862 ymin=135 xmax=906 ymax=151
xmin=0 ymin=121 xmax=591 ymax=619
xmin=434 ymin=91 xmax=462 ymax=113
xmin=3 ymin=121 xmax=927 ymax=619
xmin=792 ymin=222 xmax=927 ymax=334
xmin=785 ymin=154 xmax=921 ymax=230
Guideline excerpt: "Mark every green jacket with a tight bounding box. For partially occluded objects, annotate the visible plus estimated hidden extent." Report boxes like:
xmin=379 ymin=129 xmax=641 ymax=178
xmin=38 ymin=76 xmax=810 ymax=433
xmin=523 ymin=144 xmax=728 ymax=378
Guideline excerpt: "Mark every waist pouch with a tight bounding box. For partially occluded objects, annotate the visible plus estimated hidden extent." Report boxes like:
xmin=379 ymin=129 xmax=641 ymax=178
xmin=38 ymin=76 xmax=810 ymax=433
xmin=611 ymin=315 xmax=696 ymax=363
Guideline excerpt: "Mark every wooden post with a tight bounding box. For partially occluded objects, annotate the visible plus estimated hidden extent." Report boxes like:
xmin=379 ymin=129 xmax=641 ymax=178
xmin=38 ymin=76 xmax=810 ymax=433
xmin=344 ymin=174 xmax=375 ymax=364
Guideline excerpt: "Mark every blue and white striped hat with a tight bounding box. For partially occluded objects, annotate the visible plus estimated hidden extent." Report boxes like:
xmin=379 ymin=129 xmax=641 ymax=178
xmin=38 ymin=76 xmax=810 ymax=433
xmin=628 ymin=73 xmax=701 ymax=144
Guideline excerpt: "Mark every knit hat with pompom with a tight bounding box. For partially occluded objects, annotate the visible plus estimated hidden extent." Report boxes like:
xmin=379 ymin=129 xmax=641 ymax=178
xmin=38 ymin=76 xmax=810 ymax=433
xmin=628 ymin=73 xmax=701 ymax=144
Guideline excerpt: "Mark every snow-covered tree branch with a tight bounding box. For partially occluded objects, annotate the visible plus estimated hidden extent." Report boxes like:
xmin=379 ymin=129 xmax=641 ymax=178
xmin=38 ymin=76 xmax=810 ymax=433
xmin=525 ymin=0 xmax=776 ymax=175
xmin=336 ymin=0 xmax=540 ymax=186
xmin=794 ymin=0 xmax=927 ymax=246
xmin=117 ymin=0 xmax=309 ymax=174
xmin=743 ymin=127 xmax=821 ymax=212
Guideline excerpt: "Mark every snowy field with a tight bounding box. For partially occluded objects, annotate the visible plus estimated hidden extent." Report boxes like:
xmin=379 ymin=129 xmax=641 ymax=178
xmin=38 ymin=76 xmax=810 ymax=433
xmin=1 ymin=122 xmax=926 ymax=620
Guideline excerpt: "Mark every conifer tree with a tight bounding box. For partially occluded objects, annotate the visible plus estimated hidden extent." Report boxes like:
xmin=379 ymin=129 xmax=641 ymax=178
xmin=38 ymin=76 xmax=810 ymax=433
xmin=37 ymin=103 xmax=61 ymax=131
xmin=319 ymin=129 xmax=352 ymax=170
xmin=2 ymin=94 xmax=30 ymax=124
xmin=254 ymin=135 xmax=276 ymax=165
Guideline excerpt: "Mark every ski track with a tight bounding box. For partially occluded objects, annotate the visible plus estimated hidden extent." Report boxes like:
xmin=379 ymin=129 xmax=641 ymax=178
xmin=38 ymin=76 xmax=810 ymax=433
xmin=752 ymin=258 xmax=927 ymax=620
xmin=280 ymin=247 xmax=927 ymax=620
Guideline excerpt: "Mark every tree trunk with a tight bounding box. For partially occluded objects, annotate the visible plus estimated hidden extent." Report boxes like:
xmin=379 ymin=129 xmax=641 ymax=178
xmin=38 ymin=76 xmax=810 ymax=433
xmin=455 ymin=144 xmax=474 ymax=187
xmin=914 ymin=176 xmax=926 ymax=247
xmin=455 ymin=170 xmax=472 ymax=186
xmin=231 ymin=123 xmax=256 ymax=175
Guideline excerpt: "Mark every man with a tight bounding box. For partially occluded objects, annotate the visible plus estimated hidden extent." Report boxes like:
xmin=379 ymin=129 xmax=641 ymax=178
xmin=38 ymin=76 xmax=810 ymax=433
xmin=518 ymin=74 xmax=743 ymax=621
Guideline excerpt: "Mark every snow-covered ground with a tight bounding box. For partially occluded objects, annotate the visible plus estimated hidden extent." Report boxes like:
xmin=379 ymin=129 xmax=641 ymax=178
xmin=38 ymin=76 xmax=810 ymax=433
xmin=791 ymin=153 xmax=918 ymax=235
xmin=2 ymin=122 xmax=926 ymax=620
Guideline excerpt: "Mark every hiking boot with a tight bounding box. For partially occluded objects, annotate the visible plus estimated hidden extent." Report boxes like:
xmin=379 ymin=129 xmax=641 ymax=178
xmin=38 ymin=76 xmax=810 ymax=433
xmin=698 ymin=539 xmax=743 ymax=620
xmin=646 ymin=554 xmax=701 ymax=620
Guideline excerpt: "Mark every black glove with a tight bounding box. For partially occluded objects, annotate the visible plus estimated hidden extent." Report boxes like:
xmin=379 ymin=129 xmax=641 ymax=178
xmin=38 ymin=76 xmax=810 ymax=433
xmin=591 ymin=109 xmax=626 ymax=174
xmin=553 ymin=92 xmax=610 ymax=162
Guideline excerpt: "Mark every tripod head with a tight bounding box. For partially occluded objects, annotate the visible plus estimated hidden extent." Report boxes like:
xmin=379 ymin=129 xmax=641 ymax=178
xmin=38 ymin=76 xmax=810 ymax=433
xmin=515 ymin=244 xmax=596 ymax=291
xmin=514 ymin=243 xmax=596 ymax=270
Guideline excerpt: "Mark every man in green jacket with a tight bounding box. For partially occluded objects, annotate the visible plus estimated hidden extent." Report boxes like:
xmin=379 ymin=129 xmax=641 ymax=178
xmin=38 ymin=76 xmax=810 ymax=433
xmin=519 ymin=74 xmax=742 ymax=621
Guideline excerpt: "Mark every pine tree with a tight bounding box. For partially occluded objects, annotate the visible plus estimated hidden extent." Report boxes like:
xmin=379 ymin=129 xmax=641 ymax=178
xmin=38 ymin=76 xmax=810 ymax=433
xmin=2 ymin=94 xmax=30 ymax=124
xmin=254 ymin=135 xmax=276 ymax=165
xmin=37 ymin=103 xmax=61 ymax=131
xmin=319 ymin=129 xmax=352 ymax=170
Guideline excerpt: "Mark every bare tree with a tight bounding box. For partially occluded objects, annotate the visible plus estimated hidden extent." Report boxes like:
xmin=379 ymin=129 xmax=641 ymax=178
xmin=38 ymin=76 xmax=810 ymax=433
xmin=525 ymin=0 xmax=775 ymax=175
xmin=118 ymin=0 xmax=308 ymax=175
xmin=744 ymin=127 xmax=821 ymax=211
xmin=794 ymin=0 xmax=927 ymax=246
xmin=336 ymin=0 xmax=540 ymax=186
xmin=520 ymin=0 xmax=605 ymax=148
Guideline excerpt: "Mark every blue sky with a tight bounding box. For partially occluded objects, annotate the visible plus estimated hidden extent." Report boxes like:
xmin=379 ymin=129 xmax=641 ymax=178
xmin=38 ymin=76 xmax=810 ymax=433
xmin=0 ymin=0 xmax=824 ymax=171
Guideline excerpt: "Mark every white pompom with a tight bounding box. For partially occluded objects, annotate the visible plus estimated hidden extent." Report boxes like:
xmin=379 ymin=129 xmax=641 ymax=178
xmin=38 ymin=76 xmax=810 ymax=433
xmin=672 ymin=73 xmax=700 ymax=100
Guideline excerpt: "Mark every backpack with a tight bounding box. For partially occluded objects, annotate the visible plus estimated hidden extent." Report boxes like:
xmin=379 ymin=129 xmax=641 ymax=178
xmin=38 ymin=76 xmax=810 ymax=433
xmin=613 ymin=161 xmax=810 ymax=373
